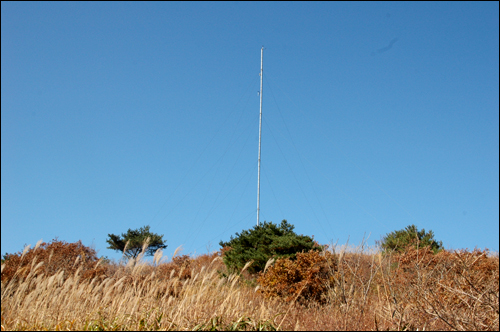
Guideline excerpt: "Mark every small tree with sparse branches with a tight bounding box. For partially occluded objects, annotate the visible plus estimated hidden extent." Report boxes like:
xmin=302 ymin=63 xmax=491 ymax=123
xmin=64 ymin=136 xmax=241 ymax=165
xmin=106 ymin=225 xmax=167 ymax=259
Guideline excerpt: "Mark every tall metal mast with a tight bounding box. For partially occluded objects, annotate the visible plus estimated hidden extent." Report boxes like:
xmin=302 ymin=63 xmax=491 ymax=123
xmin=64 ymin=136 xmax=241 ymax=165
xmin=257 ymin=47 xmax=263 ymax=226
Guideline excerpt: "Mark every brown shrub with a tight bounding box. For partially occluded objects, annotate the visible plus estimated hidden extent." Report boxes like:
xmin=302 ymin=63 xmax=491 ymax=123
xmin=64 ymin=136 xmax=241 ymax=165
xmin=156 ymin=254 xmax=193 ymax=280
xmin=190 ymin=251 xmax=225 ymax=271
xmin=1 ymin=239 xmax=107 ymax=285
xmin=381 ymin=247 xmax=499 ymax=330
xmin=328 ymin=250 xmax=380 ymax=308
xmin=257 ymin=250 xmax=336 ymax=304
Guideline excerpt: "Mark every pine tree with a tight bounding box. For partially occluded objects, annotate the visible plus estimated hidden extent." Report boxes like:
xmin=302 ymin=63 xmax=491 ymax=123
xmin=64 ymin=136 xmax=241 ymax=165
xmin=106 ymin=225 xmax=167 ymax=259
xmin=219 ymin=220 xmax=320 ymax=274
xmin=378 ymin=224 xmax=443 ymax=254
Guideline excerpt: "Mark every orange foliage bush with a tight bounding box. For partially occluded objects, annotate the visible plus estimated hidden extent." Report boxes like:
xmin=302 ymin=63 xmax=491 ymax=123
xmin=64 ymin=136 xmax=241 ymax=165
xmin=257 ymin=250 xmax=336 ymax=303
xmin=1 ymin=239 xmax=107 ymax=285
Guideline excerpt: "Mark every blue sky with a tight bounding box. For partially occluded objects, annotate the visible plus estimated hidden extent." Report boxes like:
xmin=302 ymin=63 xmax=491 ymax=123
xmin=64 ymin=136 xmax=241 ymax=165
xmin=2 ymin=2 xmax=498 ymax=260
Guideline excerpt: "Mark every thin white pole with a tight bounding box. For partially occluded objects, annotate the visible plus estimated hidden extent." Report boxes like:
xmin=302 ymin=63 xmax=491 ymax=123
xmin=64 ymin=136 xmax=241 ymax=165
xmin=257 ymin=47 xmax=263 ymax=227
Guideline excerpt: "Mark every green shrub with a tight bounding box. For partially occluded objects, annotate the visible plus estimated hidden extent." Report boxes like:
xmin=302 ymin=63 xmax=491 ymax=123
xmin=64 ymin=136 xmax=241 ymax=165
xmin=378 ymin=224 xmax=443 ymax=254
xmin=219 ymin=220 xmax=320 ymax=274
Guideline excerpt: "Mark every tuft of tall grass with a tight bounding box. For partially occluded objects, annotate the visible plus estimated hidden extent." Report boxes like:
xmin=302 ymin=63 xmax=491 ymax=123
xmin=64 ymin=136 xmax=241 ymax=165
xmin=1 ymin=244 xmax=280 ymax=330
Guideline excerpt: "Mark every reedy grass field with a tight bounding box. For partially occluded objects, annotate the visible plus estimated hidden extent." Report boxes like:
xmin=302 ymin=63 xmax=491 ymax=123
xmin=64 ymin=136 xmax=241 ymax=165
xmin=1 ymin=239 xmax=498 ymax=331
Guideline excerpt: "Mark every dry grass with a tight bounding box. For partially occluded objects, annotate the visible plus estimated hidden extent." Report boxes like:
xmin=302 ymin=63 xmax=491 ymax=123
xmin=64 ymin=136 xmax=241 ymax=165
xmin=1 ymin=239 xmax=498 ymax=331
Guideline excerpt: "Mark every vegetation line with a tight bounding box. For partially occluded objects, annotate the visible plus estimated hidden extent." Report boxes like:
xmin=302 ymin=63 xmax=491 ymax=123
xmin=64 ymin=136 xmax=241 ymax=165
xmin=2 ymin=224 xmax=498 ymax=331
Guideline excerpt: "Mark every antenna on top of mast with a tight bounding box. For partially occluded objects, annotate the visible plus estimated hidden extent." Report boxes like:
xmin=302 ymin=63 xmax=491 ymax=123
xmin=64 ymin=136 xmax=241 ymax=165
xmin=257 ymin=47 xmax=263 ymax=226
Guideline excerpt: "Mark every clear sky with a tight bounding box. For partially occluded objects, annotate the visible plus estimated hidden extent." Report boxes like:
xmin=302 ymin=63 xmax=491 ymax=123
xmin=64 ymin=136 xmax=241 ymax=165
xmin=2 ymin=2 xmax=499 ymax=260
